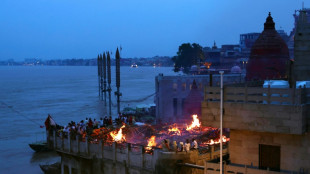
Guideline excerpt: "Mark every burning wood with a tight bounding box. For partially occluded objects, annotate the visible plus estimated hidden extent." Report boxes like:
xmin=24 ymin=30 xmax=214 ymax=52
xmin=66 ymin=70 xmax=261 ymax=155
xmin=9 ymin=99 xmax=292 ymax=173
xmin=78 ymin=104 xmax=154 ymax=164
xmin=168 ymin=124 xmax=181 ymax=135
xmin=145 ymin=135 xmax=157 ymax=151
xmin=186 ymin=114 xmax=201 ymax=131
xmin=203 ymin=135 xmax=230 ymax=146
xmin=110 ymin=125 xmax=126 ymax=143
xmin=69 ymin=114 xmax=229 ymax=152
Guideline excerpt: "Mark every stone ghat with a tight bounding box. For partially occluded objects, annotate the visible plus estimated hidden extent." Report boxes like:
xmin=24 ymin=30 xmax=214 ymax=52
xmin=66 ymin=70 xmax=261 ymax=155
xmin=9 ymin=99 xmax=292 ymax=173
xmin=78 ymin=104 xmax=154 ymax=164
xmin=47 ymin=130 xmax=229 ymax=174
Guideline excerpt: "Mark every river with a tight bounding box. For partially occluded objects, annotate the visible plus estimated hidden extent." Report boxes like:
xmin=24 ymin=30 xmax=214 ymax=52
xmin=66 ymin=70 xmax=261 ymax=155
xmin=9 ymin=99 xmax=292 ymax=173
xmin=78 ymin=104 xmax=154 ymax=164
xmin=0 ymin=66 xmax=178 ymax=173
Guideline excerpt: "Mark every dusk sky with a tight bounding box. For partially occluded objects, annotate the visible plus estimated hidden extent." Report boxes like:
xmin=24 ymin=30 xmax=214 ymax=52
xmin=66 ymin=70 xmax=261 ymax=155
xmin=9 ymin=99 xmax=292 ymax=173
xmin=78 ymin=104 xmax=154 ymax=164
xmin=0 ymin=0 xmax=305 ymax=60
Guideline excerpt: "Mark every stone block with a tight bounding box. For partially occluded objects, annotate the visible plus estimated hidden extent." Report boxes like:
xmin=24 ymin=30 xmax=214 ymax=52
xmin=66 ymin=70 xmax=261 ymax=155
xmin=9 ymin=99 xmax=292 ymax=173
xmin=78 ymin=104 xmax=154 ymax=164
xmin=230 ymin=139 xmax=243 ymax=147
xmin=275 ymin=126 xmax=290 ymax=134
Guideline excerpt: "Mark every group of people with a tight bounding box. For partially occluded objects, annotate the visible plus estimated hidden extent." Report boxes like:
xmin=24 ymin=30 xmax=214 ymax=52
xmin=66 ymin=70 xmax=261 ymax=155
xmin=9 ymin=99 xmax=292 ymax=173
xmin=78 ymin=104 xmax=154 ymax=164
xmin=162 ymin=138 xmax=198 ymax=152
xmin=58 ymin=113 xmax=137 ymax=139
xmin=115 ymin=114 xmax=135 ymax=125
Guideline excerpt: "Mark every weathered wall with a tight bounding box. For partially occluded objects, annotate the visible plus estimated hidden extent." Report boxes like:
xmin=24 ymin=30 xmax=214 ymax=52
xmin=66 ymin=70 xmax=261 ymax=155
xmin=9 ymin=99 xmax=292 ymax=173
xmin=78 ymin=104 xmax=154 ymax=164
xmin=155 ymin=74 xmax=245 ymax=122
xmin=201 ymin=102 xmax=307 ymax=134
xmin=293 ymin=10 xmax=310 ymax=82
xmin=230 ymin=130 xmax=310 ymax=172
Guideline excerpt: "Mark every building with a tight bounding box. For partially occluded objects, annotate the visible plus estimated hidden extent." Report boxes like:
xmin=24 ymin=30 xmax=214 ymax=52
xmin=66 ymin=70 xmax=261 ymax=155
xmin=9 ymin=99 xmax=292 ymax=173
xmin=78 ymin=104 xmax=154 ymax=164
xmin=288 ymin=8 xmax=310 ymax=59
xmin=246 ymin=13 xmax=290 ymax=81
xmin=155 ymin=73 xmax=245 ymax=123
xmin=239 ymin=32 xmax=261 ymax=57
xmin=202 ymin=11 xmax=310 ymax=174
xmin=293 ymin=9 xmax=310 ymax=82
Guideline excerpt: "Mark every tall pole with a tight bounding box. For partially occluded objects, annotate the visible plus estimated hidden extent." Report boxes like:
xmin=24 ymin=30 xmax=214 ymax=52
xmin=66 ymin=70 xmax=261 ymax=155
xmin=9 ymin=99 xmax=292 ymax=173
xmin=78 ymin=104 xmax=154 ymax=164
xmin=107 ymin=52 xmax=112 ymax=116
xmin=115 ymin=47 xmax=122 ymax=114
xmin=219 ymin=70 xmax=224 ymax=174
xmin=97 ymin=55 xmax=101 ymax=97
xmin=103 ymin=52 xmax=107 ymax=106
xmin=100 ymin=54 xmax=104 ymax=101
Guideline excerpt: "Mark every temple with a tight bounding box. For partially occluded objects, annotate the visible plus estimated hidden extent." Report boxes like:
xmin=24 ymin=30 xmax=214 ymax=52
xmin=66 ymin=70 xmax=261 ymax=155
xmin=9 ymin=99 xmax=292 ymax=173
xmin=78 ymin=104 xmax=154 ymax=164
xmin=246 ymin=13 xmax=290 ymax=81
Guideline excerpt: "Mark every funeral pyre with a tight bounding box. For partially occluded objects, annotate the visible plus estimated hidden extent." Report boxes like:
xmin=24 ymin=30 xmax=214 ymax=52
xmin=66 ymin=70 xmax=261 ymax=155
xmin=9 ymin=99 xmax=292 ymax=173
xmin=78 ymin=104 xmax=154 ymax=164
xmin=48 ymin=114 xmax=230 ymax=154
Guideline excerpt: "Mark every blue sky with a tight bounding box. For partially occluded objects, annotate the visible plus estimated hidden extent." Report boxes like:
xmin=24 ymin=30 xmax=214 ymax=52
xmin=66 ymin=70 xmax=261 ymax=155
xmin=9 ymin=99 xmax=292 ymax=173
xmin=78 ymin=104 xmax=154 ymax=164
xmin=0 ymin=0 xmax=305 ymax=60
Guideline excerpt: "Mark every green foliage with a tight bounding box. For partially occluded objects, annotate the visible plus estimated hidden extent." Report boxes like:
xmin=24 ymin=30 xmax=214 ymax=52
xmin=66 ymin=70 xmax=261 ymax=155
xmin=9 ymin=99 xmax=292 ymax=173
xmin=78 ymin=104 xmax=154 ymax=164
xmin=172 ymin=43 xmax=205 ymax=73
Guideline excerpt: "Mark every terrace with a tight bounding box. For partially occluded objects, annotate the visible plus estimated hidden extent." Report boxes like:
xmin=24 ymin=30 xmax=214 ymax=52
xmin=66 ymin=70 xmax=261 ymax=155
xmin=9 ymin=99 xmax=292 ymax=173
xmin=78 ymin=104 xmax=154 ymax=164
xmin=202 ymin=86 xmax=310 ymax=134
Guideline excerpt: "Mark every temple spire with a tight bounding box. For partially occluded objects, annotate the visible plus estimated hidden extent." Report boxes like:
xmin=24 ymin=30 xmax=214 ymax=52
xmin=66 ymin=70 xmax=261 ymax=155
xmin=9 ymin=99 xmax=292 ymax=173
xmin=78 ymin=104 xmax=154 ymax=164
xmin=264 ymin=12 xmax=275 ymax=30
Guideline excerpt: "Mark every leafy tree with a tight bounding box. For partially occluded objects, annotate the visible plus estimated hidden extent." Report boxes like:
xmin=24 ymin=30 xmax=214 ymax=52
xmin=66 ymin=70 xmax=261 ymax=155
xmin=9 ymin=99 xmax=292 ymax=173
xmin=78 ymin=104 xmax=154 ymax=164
xmin=172 ymin=43 xmax=205 ymax=73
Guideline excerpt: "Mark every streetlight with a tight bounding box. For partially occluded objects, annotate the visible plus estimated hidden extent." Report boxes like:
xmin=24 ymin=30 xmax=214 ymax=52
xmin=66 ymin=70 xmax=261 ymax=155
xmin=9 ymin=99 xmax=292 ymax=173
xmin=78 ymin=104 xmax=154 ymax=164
xmin=219 ymin=70 xmax=224 ymax=174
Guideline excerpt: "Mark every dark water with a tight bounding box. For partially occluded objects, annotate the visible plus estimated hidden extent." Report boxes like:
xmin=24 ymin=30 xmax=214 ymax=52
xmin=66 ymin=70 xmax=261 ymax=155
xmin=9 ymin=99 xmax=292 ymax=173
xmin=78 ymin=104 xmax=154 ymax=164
xmin=0 ymin=66 xmax=177 ymax=173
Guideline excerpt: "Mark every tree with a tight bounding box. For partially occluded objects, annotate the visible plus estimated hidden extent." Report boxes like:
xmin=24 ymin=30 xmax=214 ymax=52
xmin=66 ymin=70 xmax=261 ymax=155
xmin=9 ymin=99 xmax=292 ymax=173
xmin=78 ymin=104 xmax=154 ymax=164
xmin=172 ymin=43 xmax=205 ymax=73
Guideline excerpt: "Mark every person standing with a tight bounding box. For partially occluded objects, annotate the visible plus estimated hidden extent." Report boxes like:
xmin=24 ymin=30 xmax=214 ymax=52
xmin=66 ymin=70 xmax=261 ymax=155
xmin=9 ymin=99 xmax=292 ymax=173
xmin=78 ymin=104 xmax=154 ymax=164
xmin=191 ymin=138 xmax=198 ymax=150
xmin=185 ymin=139 xmax=190 ymax=152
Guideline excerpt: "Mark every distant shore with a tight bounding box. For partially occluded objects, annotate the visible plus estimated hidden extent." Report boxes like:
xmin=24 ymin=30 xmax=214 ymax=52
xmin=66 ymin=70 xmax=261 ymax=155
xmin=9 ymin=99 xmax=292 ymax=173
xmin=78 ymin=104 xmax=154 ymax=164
xmin=1 ymin=57 xmax=174 ymax=67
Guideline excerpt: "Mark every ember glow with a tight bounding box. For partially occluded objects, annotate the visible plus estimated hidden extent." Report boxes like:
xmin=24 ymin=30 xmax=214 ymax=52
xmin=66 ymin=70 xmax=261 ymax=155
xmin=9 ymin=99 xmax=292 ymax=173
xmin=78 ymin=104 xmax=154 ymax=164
xmin=208 ymin=135 xmax=230 ymax=145
xmin=84 ymin=113 xmax=229 ymax=150
xmin=110 ymin=125 xmax=126 ymax=143
xmin=186 ymin=114 xmax=201 ymax=131
xmin=146 ymin=136 xmax=156 ymax=149
xmin=168 ymin=125 xmax=181 ymax=135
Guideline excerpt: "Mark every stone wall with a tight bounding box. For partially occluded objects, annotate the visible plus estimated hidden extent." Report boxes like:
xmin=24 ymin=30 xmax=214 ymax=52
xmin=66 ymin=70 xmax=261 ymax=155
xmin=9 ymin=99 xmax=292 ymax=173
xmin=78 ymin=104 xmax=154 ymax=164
xmin=155 ymin=74 xmax=245 ymax=122
xmin=229 ymin=130 xmax=310 ymax=172
xmin=201 ymin=102 xmax=307 ymax=135
xmin=50 ymin=131 xmax=228 ymax=174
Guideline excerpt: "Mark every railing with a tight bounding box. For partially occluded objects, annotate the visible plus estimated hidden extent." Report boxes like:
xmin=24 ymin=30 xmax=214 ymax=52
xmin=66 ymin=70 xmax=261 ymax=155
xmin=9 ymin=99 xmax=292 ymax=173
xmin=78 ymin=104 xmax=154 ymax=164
xmin=204 ymin=162 xmax=297 ymax=174
xmin=48 ymin=130 xmax=157 ymax=170
xmin=204 ymin=86 xmax=310 ymax=105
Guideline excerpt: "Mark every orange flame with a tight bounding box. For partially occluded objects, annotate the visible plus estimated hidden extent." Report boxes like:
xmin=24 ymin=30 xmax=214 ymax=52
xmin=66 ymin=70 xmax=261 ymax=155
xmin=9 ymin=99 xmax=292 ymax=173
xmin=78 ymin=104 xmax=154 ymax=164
xmin=168 ymin=125 xmax=181 ymax=135
xmin=145 ymin=136 xmax=156 ymax=151
xmin=208 ymin=135 xmax=230 ymax=145
xmin=147 ymin=136 xmax=156 ymax=147
xmin=110 ymin=125 xmax=126 ymax=143
xmin=186 ymin=114 xmax=201 ymax=131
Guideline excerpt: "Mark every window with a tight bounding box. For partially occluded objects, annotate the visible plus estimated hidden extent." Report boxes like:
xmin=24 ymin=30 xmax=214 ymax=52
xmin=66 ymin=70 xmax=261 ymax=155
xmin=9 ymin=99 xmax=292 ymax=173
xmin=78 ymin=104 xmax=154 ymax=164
xmin=173 ymin=98 xmax=178 ymax=116
xmin=182 ymin=83 xmax=186 ymax=91
xmin=181 ymin=98 xmax=185 ymax=115
xmin=173 ymin=83 xmax=177 ymax=92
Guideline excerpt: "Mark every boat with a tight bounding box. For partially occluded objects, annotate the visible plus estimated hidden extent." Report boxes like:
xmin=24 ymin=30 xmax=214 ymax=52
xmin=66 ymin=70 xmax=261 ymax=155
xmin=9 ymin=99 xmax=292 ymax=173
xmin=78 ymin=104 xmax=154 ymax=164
xmin=40 ymin=162 xmax=61 ymax=174
xmin=29 ymin=141 xmax=52 ymax=152
xmin=131 ymin=63 xmax=138 ymax=68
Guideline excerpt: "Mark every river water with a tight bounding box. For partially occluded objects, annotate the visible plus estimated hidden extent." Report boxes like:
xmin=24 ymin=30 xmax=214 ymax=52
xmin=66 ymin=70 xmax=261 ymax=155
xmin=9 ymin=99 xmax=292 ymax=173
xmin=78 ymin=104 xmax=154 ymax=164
xmin=0 ymin=66 xmax=177 ymax=173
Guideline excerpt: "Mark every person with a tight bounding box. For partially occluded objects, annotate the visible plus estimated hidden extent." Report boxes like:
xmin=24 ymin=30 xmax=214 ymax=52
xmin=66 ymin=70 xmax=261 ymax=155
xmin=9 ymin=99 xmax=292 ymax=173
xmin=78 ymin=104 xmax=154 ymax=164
xmin=172 ymin=141 xmax=178 ymax=152
xmin=104 ymin=116 xmax=108 ymax=126
xmin=124 ymin=116 xmax=127 ymax=124
xmin=109 ymin=116 xmax=112 ymax=125
xmin=129 ymin=116 xmax=132 ymax=125
xmin=85 ymin=117 xmax=89 ymax=124
xmin=163 ymin=139 xmax=170 ymax=151
xmin=93 ymin=119 xmax=98 ymax=129
xmin=80 ymin=120 xmax=85 ymax=127
xmin=191 ymin=138 xmax=198 ymax=150
xmin=184 ymin=139 xmax=190 ymax=152
xmin=179 ymin=142 xmax=184 ymax=152
xmin=88 ymin=118 xmax=93 ymax=128
xmin=100 ymin=117 xmax=104 ymax=128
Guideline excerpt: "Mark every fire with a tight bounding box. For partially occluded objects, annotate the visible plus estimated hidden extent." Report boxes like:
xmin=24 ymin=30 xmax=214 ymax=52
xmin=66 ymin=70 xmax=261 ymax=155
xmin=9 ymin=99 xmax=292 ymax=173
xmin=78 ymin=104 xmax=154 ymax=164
xmin=168 ymin=125 xmax=181 ymax=135
xmin=204 ymin=62 xmax=212 ymax=69
xmin=145 ymin=136 xmax=157 ymax=152
xmin=147 ymin=136 xmax=156 ymax=148
xmin=110 ymin=125 xmax=126 ymax=143
xmin=208 ymin=135 xmax=230 ymax=145
xmin=186 ymin=114 xmax=201 ymax=131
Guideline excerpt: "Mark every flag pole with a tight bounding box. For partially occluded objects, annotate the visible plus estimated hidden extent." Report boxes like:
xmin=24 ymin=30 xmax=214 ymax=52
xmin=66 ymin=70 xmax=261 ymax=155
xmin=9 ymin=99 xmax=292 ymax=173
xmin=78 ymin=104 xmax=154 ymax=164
xmin=219 ymin=70 xmax=224 ymax=174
